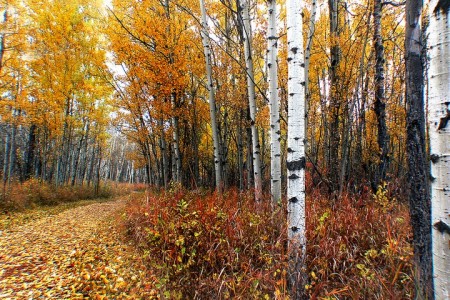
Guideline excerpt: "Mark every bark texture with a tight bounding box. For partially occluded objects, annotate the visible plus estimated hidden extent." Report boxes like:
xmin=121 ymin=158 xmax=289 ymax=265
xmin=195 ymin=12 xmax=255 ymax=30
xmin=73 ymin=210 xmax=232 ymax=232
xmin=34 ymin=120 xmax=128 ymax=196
xmin=373 ymin=0 xmax=390 ymax=190
xmin=328 ymin=0 xmax=341 ymax=192
xmin=286 ymin=0 xmax=306 ymax=297
xmin=199 ymin=0 xmax=223 ymax=191
xmin=428 ymin=1 xmax=450 ymax=298
xmin=240 ymin=0 xmax=262 ymax=201
xmin=267 ymin=0 xmax=281 ymax=203
xmin=405 ymin=0 xmax=433 ymax=298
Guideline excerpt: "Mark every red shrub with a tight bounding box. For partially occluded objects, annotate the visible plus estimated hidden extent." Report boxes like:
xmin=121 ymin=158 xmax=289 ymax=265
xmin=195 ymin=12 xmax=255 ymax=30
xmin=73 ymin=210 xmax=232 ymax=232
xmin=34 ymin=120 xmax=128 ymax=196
xmin=124 ymin=185 xmax=414 ymax=299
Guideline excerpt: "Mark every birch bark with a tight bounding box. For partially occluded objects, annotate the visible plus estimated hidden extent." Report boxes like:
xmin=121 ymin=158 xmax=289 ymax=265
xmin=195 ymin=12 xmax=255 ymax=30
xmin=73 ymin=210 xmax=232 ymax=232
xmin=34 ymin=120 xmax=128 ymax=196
xmin=373 ymin=0 xmax=389 ymax=190
xmin=405 ymin=0 xmax=433 ymax=297
xmin=286 ymin=0 xmax=306 ymax=296
xmin=267 ymin=0 xmax=281 ymax=203
xmin=428 ymin=1 xmax=450 ymax=298
xmin=199 ymin=0 xmax=223 ymax=191
xmin=240 ymin=0 xmax=263 ymax=201
xmin=171 ymin=93 xmax=182 ymax=183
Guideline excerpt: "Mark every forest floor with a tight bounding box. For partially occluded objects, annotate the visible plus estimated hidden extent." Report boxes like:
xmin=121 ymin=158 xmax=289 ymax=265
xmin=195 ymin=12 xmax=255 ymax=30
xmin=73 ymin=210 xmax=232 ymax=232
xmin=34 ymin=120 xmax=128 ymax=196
xmin=0 ymin=196 xmax=157 ymax=299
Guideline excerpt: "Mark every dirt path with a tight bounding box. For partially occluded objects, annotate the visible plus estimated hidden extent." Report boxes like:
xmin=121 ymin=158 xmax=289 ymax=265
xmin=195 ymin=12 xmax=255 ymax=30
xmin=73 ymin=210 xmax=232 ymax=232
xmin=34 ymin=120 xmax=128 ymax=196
xmin=0 ymin=198 xmax=156 ymax=299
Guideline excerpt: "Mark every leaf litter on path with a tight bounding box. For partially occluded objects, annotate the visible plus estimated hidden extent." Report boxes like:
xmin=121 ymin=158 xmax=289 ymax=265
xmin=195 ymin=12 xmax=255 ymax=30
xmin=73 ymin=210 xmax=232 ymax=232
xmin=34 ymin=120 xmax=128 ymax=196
xmin=0 ymin=198 xmax=158 ymax=299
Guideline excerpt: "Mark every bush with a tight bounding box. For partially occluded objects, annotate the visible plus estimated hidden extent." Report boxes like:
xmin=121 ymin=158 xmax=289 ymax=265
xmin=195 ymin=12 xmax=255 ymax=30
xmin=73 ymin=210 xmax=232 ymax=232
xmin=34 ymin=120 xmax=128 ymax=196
xmin=125 ymin=188 xmax=287 ymax=299
xmin=0 ymin=180 xmax=138 ymax=211
xmin=305 ymin=186 xmax=414 ymax=299
xmin=125 ymin=185 xmax=414 ymax=299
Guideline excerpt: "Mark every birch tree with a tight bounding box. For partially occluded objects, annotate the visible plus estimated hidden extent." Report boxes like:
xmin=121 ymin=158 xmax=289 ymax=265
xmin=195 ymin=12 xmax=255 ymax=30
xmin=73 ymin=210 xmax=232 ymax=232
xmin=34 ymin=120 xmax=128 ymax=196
xmin=171 ymin=94 xmax=182 ymax=183
xmin=286 ymin=0 xmax=306 ymax=296
xmin=428 ymin=1 xmax=450 ymax=298
xmin=304 ymin=0 xmax=317 ymax=117
xmin=267 ymin=0 xmax=281 ymax=203
xmin=240 ymin=0 xmax=263 ymax=201
xmin=373 ymin=0 xmax=389 ymax=190
xmin=199 ymin=0 xmax=223 ymax=191
xmin=405 ymin=0 xmax=433 ymax=297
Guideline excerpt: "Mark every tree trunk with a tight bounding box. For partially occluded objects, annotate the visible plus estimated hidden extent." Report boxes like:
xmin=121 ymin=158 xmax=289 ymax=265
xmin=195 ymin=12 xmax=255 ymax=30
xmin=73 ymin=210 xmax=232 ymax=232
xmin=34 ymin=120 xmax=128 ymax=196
xmin=171 ymin=93 xmax=182 ymax=183
xmin=238 ymin=110 xmax=244 ymax=191
xmin=79 ymin=123 xmax=90 ymax=185
xmin=25 ymin=125 xmax=37 ymax=180
xmin=328 ymin=0 xmax=341 ymax=192
xmin=286 ymin=0 xmax=306 ymax=297
xmin=2 ymin=128 xmax=10 ymax=198
xmin=0 ymin=9 xmax=7 ymax=72
xmin=240 ymin=0 xmax=262 ymax=201
xmin=373 ymin=0 xmax=390 ymax=190
xmin=158 ymin=117 xmax=169 ymax=188
xmin=8 ymin=122 xmax=16 ymax=184
xmin=304 ymin=0 xmax=317 ymax=131
xmin=267 ymin=0 xmax=281 ymax=203
xmin=428 ymin=1 xmax=449 ymax=298
xmin=199 ymin=0 xmax=223 ymax=192
xmin=405 ymin=0 xmax=433 ymax=298
xmin=247 ymin=125 xmax=253 ymax=190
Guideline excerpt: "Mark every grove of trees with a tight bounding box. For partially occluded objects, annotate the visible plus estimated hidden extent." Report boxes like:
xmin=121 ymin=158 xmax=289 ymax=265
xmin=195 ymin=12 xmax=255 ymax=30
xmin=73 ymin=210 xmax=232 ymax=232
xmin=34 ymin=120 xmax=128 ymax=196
xmin=0 ymin=0 xmax=448 ymax=298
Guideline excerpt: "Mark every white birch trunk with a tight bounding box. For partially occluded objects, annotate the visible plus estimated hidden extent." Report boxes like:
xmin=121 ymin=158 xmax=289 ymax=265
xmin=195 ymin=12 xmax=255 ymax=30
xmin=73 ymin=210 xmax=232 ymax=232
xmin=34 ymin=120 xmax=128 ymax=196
xmin=428 ymin=2 xmax=450 ymax=298
xmin=199 ymin=0 xmax=223 ymax=191
xmin=267 ymin=0 xmax=281 ymax=203
xmin=286 ymin=0 xmax=306 ymax=296
xmin=304 ymin=0 xmax=317 ymax=103
xmin=0 ymin=9 xmax=7 ymax=71
xmin=241 ymin=0 xmax=263 ymax=201
xmin=171 ymin=94 xmax=181 ymax=183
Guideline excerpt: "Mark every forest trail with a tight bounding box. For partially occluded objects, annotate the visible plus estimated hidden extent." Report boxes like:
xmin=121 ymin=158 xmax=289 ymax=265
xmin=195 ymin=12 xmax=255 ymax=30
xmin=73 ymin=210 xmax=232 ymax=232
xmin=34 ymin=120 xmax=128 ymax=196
xmin=0 ymin=198 xmax=156 ymax=299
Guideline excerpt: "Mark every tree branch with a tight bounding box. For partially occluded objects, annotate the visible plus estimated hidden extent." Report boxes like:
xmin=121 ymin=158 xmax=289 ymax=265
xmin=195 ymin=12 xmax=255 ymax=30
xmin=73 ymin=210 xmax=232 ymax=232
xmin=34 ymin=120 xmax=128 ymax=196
xmin=381 ymin=1 xmax=406 ymax=7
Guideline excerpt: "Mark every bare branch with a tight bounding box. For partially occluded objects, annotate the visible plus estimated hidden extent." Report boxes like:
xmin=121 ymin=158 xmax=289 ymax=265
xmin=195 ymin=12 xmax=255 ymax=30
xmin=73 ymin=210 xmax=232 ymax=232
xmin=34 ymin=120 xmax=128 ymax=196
xmin=381 ymin=1 xmax=406 ymax=7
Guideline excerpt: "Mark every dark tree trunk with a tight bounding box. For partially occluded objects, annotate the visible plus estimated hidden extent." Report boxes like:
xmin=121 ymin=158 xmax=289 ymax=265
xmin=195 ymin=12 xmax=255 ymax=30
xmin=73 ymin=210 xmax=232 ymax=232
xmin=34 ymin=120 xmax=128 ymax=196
xmin=405 ymin=0 xmax=433 ymax=297
xmin=328 ymin=0 xmax=341 ymax=192
xmin=25 ymin=124 xmax=37 ymax=180
xmin=373 ymin=0 xmax=390 ymax=191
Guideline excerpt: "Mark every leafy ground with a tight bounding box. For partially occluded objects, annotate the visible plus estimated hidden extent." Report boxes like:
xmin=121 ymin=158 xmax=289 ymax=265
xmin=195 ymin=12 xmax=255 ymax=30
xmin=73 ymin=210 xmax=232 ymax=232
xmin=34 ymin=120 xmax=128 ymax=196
xmin=0 ymin=197 xmax=157 ymax=299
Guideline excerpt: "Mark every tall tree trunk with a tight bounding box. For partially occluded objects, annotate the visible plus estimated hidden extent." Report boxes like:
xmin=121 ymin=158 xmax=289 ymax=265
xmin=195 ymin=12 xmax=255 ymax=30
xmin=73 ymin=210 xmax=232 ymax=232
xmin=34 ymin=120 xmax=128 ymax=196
xmin=0 ymin=9 xmax=7 ymax=72
xmin=246 ymin=125 xmax=253 ymax=190
xmin=328 ymin=0 xmax=341 ymax=192
xmin=87 ymin=138 xmax=97 ymax=187
xmin=8 ymin=122 xmax=16 ymax=184
xmin=71 ymin=132 xmax=85 ymax=186
xmin=240 ymin=0 xmax=262 ymax=201
xmin=2 ymin=128 xmax=10 ymax=198
xmin=171 ymin=93 xmax=182 ymax=183
xmin=405 ymin=0 xmax=433 ymax=298
xmin=95 ymin=144 xmax=102 ymax=195
xmin=267 ymin=0 xmax=281 ymax=203
xmin=222 ymin=110 xmax=229 ymax=189
xmin=199 ymin=0 xmax=223 ymax=192
xmin=304 ymin=0 xmax=317 ymax=132
xmin=25 ymin=124 xmax=37 ymax=180
xmin=373 ymin=0 xmax=390 ymax=190
xmin=238 ymin=110 xmax=244 ymax=191
xmin=159 ymin=118 xmax=169 ymax=189
xmin=428 ymin=1 xmax=449 ymax=298
xmin=79 ymin=127 xmax=90 ymax=185
xmin=286 ymin=0 xmax=306 ymax=297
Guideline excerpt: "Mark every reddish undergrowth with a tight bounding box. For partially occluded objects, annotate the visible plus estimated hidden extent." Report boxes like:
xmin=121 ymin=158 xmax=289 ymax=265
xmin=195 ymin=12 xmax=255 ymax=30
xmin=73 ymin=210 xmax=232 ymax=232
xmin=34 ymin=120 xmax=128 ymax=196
xmin=124 ymin=183 xmax=414 ymax=299
xmin=1 ymin=180 xmax=143 ymax=211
